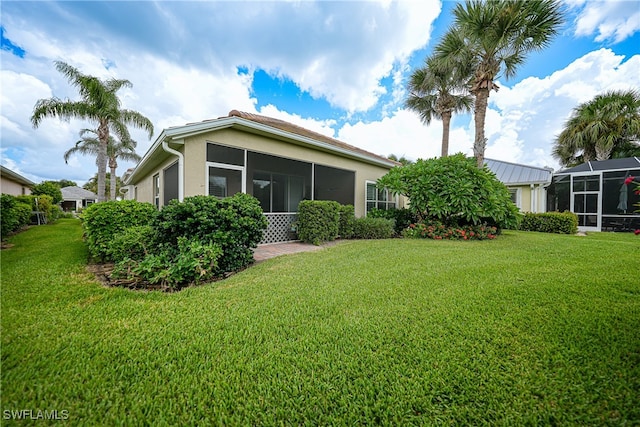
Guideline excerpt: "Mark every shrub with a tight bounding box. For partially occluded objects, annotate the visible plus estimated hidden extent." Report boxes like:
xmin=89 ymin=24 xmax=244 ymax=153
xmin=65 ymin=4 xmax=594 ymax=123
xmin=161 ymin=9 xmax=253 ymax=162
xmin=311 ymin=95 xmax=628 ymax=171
xmin=352 ymin=217 xmax=395 ymax=239
xmin=1 ymin=194 xmax=19 ymax=237
xmin=403 ymin=220 xmax=499 ymax=241
xmin=377 ymin=154 xmax=521 ymax=231
xmin=108 ymin=225 xmax=158 ymax=263
xmin=338 ymin=205 xmax=356 ymax=239
xmin=296 ymin=200 xmax=340 ymax=245
xmin=519 ymin=211 xmax=578 ymax=234
xmin=368 ymin=208 xmax=417 ymax=235
xmin=113 ymin=238 xmax=223 ymax=290
xmin=81 ymin=200 xmax=157 ymax=261
xmin=31 ymin=181 xmax=62 ymax=204
xmin=152 ymin=194 xmax=267 ymax=274
xmin=16 ymin=194 xmax=60 ymax=224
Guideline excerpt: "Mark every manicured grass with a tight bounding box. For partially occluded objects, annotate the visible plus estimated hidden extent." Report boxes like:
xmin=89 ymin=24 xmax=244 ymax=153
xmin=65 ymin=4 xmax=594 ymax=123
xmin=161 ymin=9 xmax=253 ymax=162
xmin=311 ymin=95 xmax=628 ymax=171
xmin=2 ymin=219 xmax=639 ymax=425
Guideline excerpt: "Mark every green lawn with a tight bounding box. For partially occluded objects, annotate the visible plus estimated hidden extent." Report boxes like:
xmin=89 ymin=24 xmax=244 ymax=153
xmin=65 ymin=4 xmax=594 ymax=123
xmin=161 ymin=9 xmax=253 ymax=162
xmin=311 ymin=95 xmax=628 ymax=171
xmin=1 ymin=219 xmax=639 ymax=425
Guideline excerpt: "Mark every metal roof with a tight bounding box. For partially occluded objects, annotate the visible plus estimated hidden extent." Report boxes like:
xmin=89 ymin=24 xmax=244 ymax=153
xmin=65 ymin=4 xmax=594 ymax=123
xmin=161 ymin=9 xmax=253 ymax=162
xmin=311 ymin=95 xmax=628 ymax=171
xmin=485 ymin=158 xmax=553 ymax=185
xmin=556 ymin=157 xmax=640 ymax=174
xmin=61 ymin=186 xmax=98 ymax=200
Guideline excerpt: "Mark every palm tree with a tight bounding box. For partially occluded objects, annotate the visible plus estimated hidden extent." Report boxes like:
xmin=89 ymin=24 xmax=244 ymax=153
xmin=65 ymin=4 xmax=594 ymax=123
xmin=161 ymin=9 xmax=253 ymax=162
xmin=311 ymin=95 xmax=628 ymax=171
xmin=64 ymin=129 xmax=142 ymax=200
xmin=553 ymin=89 xmax=640 ymax=168
xmin=405 ymin=55 xmax=474 ymax=158
xmin=435 ymin=0 xmax=563 ymax=167
xmin=31 ymin=61 xmax=153 ymax=202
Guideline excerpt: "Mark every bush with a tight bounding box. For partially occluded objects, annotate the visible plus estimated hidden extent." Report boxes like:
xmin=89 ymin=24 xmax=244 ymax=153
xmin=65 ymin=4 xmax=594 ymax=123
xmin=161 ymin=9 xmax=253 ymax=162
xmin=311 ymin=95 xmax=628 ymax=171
xmin=82 ymin=200 xmax=158 ymax=261
xmin=368 ymin=208 xmax=417 ymax=235
xmin=519 ymin=211 xmax=578 ymax=234
xmin=113 ymin=238 xmax=223 ymax=290
xmin=16 ymin=194 xmax=60 ymax=224
xmin=296 ymin=200 xmax=341 ymax=245
xmin=403 ymin=220 xmax=498 ymax=240
xmin=338 ymin=205 xmax=356 ymax=239
xmin=32 ymin=181 xmax=62 ymax=204
xmin=377 ymin=154 xmax=521 ymax=231
xmin=152 ymin=194 xmax=267 ymax=275
xmin=352 ymin=217 xmax=395 ymax=239
xmin=108 ymin=225 xmax=158 ymax=263
xmin=1 ymin=195 xmax=36 ymax=238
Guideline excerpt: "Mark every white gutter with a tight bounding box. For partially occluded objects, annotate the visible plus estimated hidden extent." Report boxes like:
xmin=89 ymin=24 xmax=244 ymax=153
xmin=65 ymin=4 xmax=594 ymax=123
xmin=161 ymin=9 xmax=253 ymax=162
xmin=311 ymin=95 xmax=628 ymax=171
xmin=162 ymin=137 xmax=184 ymax=202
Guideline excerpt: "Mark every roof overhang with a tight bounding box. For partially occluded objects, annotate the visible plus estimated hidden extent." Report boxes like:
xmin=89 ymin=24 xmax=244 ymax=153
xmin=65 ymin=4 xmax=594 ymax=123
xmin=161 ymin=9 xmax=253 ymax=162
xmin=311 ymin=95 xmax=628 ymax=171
xmin=126 ymin=116 xmax=397 ymax=184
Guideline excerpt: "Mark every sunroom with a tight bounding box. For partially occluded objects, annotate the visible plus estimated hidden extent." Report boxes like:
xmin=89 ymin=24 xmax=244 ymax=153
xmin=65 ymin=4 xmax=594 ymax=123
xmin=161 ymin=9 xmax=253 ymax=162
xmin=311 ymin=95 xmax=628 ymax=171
xmin=547 ymin=157 xmax=640 ymax=232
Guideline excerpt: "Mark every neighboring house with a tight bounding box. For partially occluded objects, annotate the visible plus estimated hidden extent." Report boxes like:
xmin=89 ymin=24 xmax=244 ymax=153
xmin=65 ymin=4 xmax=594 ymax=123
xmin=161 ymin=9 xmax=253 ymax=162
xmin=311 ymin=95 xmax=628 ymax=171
xmin=486 ymin=158 xmax=552 ymax=213
xmin=547 ymin=157 xmax=640 ymax=232
xmin=0 ymin=165 xmax=34 ymax=196
xmin=125 ymin=110 xmax=403 ymax=243
xmin=60 ymin=186 xmax=98 ymax=212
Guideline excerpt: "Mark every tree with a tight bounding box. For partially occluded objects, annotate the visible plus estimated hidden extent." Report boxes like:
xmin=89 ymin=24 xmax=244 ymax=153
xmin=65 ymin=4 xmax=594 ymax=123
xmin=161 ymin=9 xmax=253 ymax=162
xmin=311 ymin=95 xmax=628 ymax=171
xmin=54 ymin=179 xmax=78 ymax=188
xmin=31 ymin=61 xmax=153 ymax=202
xmin=553 ymin=89 xmax=640 ymax=168
xmin=83 ymin=173 xmax=124 ymax=199
xmin=405 ymin=55 xmax=473 ymax=158
xmin=435 ymin=0 xmax=563 ymax=167
xmin=387 ymin=154 xmax=414 ymax=165
xmin=65 ymin=129 xmax=141 ymax=200
xmin=32 ymin=181 xmax=63 ymax=204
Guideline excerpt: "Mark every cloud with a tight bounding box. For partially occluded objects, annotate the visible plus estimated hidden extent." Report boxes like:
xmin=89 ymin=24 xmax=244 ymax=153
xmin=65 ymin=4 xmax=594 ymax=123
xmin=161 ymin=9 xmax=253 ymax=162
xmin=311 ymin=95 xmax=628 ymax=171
xmin=572 ymin=0 xmax=640 ymax=43
xmin=486 ymin=48 xmax=640 ymax=169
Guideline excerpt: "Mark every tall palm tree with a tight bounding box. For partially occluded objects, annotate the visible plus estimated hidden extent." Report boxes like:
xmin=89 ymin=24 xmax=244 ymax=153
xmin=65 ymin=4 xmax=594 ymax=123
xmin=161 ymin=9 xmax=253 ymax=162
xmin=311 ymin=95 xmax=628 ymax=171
xmin=405 ymin=55 xmax=474 ymax=158
xmin=435 ymin=0 xmax=563 ymax=167
xmin=64 ymin=129 xmax=142 ymax=200
xmin=553 ymin=89 xmax=640 ymax=168
xmin=31 ymin=61 xmax=153 ymax=202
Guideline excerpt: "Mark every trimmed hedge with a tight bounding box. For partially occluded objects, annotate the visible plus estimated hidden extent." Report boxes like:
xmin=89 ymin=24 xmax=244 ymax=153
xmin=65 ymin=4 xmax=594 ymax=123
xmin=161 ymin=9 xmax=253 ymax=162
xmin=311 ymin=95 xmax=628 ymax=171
xmin=338 ymin=205 xmax=356 ymax=239
xmin=353 ymin=217 xmax=395 ymax=239
xmin=297 ymin=200 xmax=340 ymax=245
xmin=518 ymin=211 xmax=578 ymax=234
xmin=81 ymin=200 xmax=158 ymax=261
xmin=16 ymin=194 xmax=61 ymax=224
xmin=108 ymin=225 xmax=158 ymax=263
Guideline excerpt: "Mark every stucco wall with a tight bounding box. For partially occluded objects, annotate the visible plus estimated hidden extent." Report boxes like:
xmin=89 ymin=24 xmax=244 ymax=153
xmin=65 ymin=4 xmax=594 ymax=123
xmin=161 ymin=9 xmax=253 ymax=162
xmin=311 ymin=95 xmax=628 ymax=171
xmin=1 ymin=177 xmax=31 ymax=196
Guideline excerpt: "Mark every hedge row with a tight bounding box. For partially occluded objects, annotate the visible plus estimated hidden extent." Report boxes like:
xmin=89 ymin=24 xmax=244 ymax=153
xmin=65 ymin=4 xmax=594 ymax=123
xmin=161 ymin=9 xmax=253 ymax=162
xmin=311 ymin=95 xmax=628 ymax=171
xmin=1 ymin=194 xmax=62 ymax=239
xmin=296 ymin=201 xmax=394 ymax=244
xmin=518 ymin=211 xmax=578 ymax=234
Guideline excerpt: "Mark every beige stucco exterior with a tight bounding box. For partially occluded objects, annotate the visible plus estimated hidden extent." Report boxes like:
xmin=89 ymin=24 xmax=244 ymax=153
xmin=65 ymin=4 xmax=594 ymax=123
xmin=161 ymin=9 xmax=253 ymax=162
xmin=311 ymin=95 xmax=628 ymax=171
xmin=1 ymin=167 xmax=33 ymax=196
xmin=128 ymin=124 xmax=402 ymax=218
xmin=507 ymin=184 xmax=547 ymax=213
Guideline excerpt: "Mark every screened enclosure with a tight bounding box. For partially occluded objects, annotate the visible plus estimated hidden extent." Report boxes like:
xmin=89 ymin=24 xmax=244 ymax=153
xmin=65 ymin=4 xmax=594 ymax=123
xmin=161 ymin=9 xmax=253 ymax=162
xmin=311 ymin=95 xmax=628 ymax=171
xmin=547 ymin=158 xmax=640 ymax=232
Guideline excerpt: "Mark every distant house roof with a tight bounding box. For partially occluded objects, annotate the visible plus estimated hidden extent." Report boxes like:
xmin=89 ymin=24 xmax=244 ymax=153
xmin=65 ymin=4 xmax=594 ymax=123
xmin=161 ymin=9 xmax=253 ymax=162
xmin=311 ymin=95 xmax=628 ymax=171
xmin=485 ymin=158 xmax=553 ymax=185
xmin=127 ymin=109 xmax=399 ymax=184
xmin=556 ymin=157 xmax=640 ymax=174
xmin=61 ymin=186 xmax=97 ymax=201
xmin=0 ymin=165 xmax=35 ymax=186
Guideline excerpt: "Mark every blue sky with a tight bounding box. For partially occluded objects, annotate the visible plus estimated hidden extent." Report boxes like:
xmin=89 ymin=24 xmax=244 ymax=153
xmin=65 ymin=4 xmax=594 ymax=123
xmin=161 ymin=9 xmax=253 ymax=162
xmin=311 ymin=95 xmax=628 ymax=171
xmin=1 ymin=0 xmax=639 ymax=185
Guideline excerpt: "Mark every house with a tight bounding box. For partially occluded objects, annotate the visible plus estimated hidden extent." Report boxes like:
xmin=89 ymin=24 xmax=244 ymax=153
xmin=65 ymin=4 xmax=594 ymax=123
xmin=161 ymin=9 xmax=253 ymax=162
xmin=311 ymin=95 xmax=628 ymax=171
xmin=547 ymin=157 xmax=640 ymax=232
xmin=0 ymin=165 xmax=34 ymax=196
xmin=60 ymin=186 xmax=98 ymax=212
xmin=125 ymin=110 xmax=403 ymax=243
xmin=485 ymin=158 xmax=553 ymax=213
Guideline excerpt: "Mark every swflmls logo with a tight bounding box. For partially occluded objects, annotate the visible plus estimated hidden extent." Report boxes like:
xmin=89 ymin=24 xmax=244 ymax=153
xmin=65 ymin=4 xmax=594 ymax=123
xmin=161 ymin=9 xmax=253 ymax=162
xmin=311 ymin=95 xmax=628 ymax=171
xmin=3 ymin=409 xmax=69 ymax=420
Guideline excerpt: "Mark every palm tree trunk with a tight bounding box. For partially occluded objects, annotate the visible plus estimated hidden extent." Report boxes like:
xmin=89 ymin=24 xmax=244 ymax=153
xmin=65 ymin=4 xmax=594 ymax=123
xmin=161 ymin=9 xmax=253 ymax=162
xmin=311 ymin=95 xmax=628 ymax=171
xmin=109 ymin=158 xmax=117 ymax=200
xmin=97 ymin=120 xmax=109 ymax=202
xmin=441 ymin=111 xmax=452 ymax=158
xmin=473 ymin=88 xmax=490 ymax=168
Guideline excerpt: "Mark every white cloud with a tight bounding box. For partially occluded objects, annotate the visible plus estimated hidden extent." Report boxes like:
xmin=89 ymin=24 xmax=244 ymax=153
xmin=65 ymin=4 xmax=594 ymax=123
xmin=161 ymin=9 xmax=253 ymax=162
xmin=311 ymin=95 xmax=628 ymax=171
xmin=572 ymin=0 xmax=640 ymax=43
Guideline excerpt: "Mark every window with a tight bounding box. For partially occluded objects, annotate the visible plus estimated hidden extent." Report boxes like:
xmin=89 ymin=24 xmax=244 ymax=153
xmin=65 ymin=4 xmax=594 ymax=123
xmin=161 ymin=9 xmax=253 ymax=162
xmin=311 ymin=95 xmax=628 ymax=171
xmin=508 ymin=188 xmax=521 ymax=209
xmin=153 ymin=174 xmax=160 ymax=209
xmin=366 ymin=182 xmax=395 ymax=213
xmin=207 ymin=143 xmax=244 ymax=166
xmin=208 ymin=167 xmax=242 ymax=198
